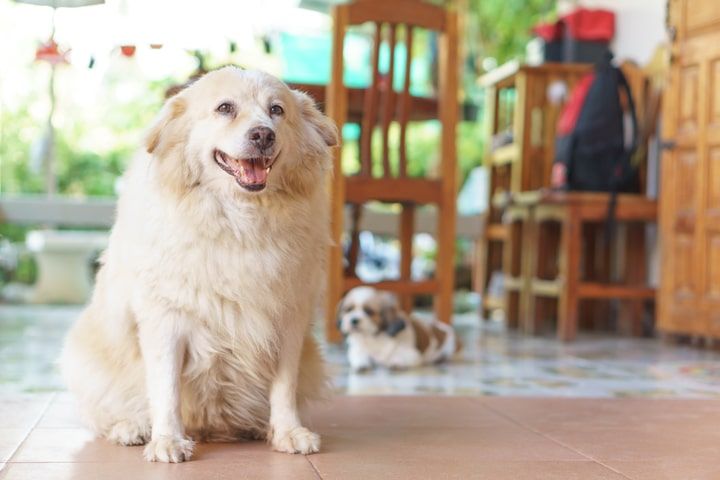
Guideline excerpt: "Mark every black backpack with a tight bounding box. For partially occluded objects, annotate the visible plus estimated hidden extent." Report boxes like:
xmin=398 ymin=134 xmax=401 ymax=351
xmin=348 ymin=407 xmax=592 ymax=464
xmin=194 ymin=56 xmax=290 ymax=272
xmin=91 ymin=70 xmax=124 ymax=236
xmin=554 ymin=53 xmax=639 ymax=194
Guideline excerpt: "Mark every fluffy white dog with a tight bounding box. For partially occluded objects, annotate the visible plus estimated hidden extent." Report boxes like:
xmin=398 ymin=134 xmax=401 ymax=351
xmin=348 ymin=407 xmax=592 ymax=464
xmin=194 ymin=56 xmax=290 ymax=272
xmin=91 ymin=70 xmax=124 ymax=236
xmin=337 ymin=287 xmax=459 ymax=372
xmin=60 ymin=67 xmax=338 ymax=463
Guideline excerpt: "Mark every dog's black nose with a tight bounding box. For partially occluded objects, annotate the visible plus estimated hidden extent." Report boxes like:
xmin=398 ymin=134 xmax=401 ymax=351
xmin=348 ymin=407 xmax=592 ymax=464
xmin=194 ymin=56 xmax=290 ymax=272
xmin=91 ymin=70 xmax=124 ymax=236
xmin=350 ymin=318 xmax=360 ymax=327
xmin=247 ymin=126 xmax=275 ymax=150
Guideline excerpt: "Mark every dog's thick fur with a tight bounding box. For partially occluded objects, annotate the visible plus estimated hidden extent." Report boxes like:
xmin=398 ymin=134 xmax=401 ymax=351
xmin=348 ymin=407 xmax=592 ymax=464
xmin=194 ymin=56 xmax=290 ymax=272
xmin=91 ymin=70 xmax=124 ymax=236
xmin=60 ymin=67 xmax=338 ymax=463
xmin=337 ymin=287 xmax=459 ymax=371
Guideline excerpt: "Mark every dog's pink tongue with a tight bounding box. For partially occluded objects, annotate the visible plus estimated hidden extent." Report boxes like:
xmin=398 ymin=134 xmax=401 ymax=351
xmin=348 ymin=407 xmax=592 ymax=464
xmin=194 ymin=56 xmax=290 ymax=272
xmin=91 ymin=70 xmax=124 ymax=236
xmin=240 ymin=160 xmax=268 ymax=185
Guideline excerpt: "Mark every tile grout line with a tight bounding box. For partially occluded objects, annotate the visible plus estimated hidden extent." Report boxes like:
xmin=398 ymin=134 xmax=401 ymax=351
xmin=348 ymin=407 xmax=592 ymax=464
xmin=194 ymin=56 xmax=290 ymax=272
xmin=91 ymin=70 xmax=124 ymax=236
xmin=478 ymin=399 xmax=634 ymax=480
xmin=2 ymin=392 xmax=57 ymax=469
xmin=305 ymin=455 xmax=323 ymax=480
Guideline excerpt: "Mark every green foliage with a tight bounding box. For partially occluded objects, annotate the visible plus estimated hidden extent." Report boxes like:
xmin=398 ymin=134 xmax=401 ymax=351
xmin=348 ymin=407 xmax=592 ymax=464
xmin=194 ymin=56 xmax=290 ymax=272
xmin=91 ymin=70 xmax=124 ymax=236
xmin=0 ymin=106 xmax=45 ymax=195
xmin=0 ymin=74 xmax=174 ymax=197
xmin=341 ymin=120 xmax=483 ymax=184
xmin=469 ymin=0 xmax=556 ymax=68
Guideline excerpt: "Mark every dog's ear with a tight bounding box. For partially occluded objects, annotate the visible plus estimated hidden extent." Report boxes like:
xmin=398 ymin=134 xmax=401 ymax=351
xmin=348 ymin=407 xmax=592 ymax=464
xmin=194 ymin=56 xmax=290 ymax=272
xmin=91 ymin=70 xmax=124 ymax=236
xmin=292 ymin=90 xmax=339 ymax=147
xmin=144 ymin=95 xmax=200 ymax=195
xmin=145 ymin=95 xmax=187 ymax=156
xmin=380 ymin=304 xmax=406 ymax=337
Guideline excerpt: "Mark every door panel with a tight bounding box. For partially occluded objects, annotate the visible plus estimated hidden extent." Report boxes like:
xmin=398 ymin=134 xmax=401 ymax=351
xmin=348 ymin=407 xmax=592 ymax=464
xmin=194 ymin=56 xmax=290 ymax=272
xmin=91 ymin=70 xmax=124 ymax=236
xmin=659 ymin=0 xmax=720 ymax=336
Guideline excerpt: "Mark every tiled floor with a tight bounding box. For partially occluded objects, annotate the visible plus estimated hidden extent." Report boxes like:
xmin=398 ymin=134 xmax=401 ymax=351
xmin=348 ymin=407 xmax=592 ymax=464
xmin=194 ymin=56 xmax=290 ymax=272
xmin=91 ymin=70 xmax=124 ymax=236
xmin=2 ymin=394 xmax=720 ymax=479
xmin=3 ymin=305 xmax=720 ymax=478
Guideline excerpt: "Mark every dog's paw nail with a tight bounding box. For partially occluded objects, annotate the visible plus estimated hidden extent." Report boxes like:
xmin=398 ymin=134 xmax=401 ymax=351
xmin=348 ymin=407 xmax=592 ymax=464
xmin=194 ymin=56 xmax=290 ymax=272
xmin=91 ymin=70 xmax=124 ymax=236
xmin=272 ymin=427 xmax=320 ymax=455
xmin=107 ymin=420 xmax=151 ymax=446
xmin=143 ymin=435 xmax=194 ymax=463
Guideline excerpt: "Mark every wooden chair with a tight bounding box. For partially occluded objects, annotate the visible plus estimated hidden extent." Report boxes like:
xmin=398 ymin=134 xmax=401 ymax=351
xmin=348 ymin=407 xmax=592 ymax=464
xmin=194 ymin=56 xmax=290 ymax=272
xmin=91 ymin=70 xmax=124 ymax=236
xmin=498 ymin=62 xmax=659 ymax=341
xmin=506 ymin=191 xmax=657 ymax=342
xmin=325 ymin=0 xmax=459 ymax=342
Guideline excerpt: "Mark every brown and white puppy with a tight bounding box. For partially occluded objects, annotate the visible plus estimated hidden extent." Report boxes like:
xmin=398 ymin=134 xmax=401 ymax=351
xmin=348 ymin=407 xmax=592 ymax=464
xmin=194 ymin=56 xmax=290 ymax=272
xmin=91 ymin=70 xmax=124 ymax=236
xmin=60 ymin=67 xmax=338 ymax=463
xmin=337 ymin=286 xmax=459 ymax=371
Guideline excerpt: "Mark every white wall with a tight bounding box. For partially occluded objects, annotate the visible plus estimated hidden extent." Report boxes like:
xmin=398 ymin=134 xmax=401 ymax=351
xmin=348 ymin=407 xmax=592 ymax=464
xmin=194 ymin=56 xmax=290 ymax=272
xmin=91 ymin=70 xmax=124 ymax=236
xmin=558 ymin=0 xmax=667 ymax=65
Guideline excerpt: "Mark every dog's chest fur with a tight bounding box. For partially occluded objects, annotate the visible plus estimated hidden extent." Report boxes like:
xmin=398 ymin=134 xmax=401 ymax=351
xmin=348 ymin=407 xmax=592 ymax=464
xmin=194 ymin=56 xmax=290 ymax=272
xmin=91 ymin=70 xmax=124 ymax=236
xmin=110 ymin=171 xmax=327 ymax=437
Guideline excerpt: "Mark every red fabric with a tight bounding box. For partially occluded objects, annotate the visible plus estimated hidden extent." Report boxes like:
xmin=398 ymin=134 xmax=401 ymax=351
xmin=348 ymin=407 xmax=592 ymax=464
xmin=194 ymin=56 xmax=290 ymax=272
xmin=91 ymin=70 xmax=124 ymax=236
xmin=562 ymin=8 xmax=615 ymax=41
xmin=533 ymin=22 xmax=563 ymax=42
xmin=558 ymin=73 xmax=595 ymax=136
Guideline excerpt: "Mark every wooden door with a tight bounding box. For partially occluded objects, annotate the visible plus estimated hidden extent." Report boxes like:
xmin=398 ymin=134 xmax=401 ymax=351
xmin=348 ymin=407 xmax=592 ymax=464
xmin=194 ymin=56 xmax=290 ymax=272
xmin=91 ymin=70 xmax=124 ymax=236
xmin=659 ymin=0 xmax=720 ymax=336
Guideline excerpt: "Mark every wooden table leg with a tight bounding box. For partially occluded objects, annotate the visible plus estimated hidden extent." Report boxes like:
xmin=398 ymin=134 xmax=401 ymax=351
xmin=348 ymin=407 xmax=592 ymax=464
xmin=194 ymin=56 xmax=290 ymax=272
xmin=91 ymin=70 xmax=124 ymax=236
xmin=503 ymin=214 xmax=521 ymax=329
xmin=521 ymin=207 xmax=538 ymax=334
xmin=619 ymin=222 xmax=647 ymax=336
xmin=399 ymin=204 xmax=415 ymax=313
xmin=558 ymin=206 xmax=581 ymax=342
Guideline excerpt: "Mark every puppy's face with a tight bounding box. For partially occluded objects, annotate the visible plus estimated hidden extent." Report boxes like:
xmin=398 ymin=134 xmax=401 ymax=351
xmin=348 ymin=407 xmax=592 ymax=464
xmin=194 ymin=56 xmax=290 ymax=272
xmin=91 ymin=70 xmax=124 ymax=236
xmin=145 ymin=67 xmax=338 ymax=197
xmin=338 ymin=287 xmax=404 ymax=336
xmin=338 ymin=287 xmax=384 ymax=335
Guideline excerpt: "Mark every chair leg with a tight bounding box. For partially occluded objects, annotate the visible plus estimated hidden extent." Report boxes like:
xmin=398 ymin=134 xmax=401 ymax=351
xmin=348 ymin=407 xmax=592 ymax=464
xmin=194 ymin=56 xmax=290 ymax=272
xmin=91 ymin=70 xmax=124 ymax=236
xmin=345 ymin=204 xmax=363 ymax=278
xmin=519 ymin=209 xmax=536 ymax=334
xmin=619 ymin=223 xmax=647 ymax=336
xmin=435 ymin=204 xmax=456 ymax=326
xmin=503 ymin=218 xmax=521 ymax=329
xmin=558 ymin=210 xmax=581 ymax=342
xmin=399 ymin=204 xmax=415 ymax=313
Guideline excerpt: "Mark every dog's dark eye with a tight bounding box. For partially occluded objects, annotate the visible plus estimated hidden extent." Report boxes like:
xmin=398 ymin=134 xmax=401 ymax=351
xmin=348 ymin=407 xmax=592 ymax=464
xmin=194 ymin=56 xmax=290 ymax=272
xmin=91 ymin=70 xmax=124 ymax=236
xmin=363 ymin=306 xmax=375 ymax=316
xmin=270 ymin=104 xmax=284 ymax=116
xmin=216 ymin=102 xmax=235 ymax=115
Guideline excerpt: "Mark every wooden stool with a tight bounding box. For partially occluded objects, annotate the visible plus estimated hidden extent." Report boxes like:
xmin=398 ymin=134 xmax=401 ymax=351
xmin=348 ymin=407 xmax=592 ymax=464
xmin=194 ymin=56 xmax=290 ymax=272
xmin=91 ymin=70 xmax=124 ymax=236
xmin=506 ymin=191 xmax=657 ymax=341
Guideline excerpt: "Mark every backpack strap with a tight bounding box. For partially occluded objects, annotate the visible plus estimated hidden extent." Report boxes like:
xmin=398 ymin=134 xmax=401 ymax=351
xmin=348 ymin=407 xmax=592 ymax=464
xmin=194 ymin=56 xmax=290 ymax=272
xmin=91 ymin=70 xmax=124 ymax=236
xmin=604 ymin=67 xmax=640 ymax=247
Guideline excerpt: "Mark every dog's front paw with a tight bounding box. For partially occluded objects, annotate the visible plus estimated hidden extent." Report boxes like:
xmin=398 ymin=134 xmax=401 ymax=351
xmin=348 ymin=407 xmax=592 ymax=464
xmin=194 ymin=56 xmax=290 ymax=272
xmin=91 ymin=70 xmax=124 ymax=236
xmin=143 ymin=435 xmax=194 ymax=463
xmin=271 ymin=426 xmax=320 ymax=455
xmin=107 ymin=419 xmax=151 ymax=446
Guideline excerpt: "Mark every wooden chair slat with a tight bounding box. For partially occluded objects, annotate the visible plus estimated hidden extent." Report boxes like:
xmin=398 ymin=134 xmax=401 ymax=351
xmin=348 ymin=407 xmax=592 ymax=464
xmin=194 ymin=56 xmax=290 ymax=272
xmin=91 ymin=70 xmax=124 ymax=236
xmin=380 ymin=23 xmax=398 ymax=178
xmin=360 ymin=22 xmax=383 ymax=177
xmin=325 ymin=0 xmax=458 ymax=343
xmin=398 ymin=25 xmax=414 ymax=178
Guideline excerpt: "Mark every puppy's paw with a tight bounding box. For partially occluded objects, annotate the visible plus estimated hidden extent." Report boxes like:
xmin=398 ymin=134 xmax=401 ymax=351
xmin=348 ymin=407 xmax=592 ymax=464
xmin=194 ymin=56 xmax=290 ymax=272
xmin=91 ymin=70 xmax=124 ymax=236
xmin=351 ymin=364 xmax=372 ymax=374
xmin=271 ymin=426 xmax=320 ymax=455
xmin=107 ymin=419 xmax=151 ymax=446
xmin=143 ymin=435 xmax=194 ymax=463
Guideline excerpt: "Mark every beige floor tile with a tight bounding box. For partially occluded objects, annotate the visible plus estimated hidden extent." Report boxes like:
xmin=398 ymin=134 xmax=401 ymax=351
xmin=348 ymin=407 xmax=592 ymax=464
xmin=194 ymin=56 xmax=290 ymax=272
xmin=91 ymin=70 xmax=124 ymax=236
xmin=35 ymin=396 xmax=84 ymax=429
xmin=0 ymin=457 xmax=319 ymax=480
xmin=0 ymin=394 xmax=53 ymax=430
xmin=483 ymin=398 xmax=720 ymax=431
xmin=10 ymin=428 xmax=143 ymax=464
xmin=306 ymin=396 xmax=510 ymax=429
xmin=483 ymin=398 xmax=720 ymax=461
xmin=0 ymin=430 xmax=31 ymax=463
xmin=606 ymin=460 xmax=720 ymax=480
xmin=314 ymin=424 xmax=583 ymax=463
xmin=308 ymin=458 xmax=625 ymax=480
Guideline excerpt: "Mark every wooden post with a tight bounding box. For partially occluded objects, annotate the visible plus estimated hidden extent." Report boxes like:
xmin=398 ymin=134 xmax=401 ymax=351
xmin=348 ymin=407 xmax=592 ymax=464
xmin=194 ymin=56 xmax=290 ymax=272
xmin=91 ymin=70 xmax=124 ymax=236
xmin=434 ymin=10 xmax=459 ymax=325
xmin=325 ymin=5 xmax=349 ymax=344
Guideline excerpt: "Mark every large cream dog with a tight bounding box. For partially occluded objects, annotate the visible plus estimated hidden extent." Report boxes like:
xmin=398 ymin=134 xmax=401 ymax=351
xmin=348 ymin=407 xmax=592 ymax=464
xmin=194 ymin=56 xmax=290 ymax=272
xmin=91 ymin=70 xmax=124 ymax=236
xmin=60 ymin=66 xmax=338 ymax=463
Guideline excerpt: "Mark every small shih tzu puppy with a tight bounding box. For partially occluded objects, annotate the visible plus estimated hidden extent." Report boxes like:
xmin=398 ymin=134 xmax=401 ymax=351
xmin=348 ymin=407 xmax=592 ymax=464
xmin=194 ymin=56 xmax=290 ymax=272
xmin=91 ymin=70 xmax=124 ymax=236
xmin=337 ymin=286 xmax=460 ymax=371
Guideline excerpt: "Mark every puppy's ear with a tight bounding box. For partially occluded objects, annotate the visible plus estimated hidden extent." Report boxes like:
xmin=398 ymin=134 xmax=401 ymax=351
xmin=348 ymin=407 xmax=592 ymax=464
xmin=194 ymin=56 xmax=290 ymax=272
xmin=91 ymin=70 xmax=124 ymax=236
xmin=292 ymin=90 xmax=339 ymax=147
xmin=380 ymin=305 xmax=406 ymax=337
xmin=145 ymin=95 xmax=187 ymax=156
xmin=335 ymin=298 xmax=345 ymax=333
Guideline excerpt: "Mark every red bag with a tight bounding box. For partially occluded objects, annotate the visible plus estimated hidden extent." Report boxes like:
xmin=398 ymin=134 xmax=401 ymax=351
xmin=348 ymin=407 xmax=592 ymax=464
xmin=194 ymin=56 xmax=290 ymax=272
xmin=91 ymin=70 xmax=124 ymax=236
xmin=561 ymin=8 xmax=615 ymax=42
xmin=533 ymin=22 xmax=564 ymax=42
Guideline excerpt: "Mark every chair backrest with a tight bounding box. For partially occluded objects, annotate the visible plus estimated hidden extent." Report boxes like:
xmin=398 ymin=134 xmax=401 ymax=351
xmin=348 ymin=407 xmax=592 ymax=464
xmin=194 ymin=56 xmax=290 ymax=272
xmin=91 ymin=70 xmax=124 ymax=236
xmin=327 ymin=0 xmax=458 ymax=181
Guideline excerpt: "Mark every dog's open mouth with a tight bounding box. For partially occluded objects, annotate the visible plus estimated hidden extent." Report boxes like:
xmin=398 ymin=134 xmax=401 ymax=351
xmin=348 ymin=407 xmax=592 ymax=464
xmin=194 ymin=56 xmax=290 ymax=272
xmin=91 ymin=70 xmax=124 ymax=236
xmin=213 ymin=149 xmax=274 ymax=192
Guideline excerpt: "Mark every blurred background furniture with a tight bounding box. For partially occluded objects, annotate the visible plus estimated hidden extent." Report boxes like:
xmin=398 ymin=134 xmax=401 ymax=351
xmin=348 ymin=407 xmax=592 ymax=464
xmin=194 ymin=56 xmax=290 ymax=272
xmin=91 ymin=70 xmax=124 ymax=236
xmin=325 ymin=0 xmax=459 ymax=342
xmin=658 ymin=0 xmax=720 ymax=339
xmin=474 ymin=62 xmax=591 ymax=318
xmin=26 ymin=229 xmax=108 ymax=304
xmin=506 ymin=191 xmax=656 ymax=341
xmin=0 ymin=196 xmax=114 ymax=304
xmin=475 ymin=58 xmax=657 ymax=341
